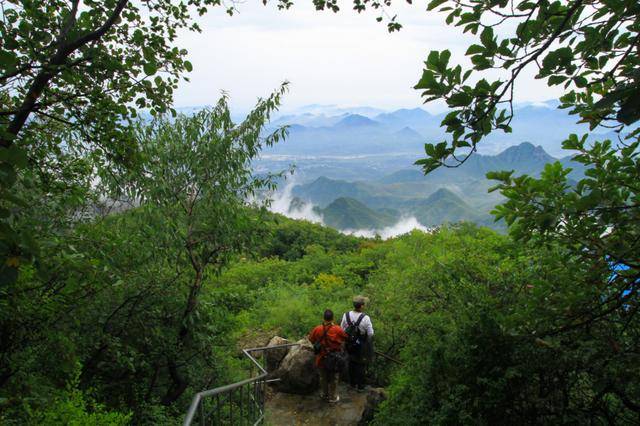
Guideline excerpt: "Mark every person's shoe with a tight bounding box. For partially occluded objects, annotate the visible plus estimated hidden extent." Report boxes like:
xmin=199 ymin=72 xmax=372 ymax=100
xmin=357 ymin=386 xmax=367 ymax=393
xmin=319 ymin=393 xmax=327 ymax=400
xmin=327 ymin=395 xmax=340 ymax=403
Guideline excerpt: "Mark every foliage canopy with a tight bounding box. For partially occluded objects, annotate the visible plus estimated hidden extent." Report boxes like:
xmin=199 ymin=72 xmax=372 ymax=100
xmin=0 ymin=0 xmax=639 ymax=424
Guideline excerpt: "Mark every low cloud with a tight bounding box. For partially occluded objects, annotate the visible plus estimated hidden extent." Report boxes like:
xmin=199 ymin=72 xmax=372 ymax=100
xmin=342 ymin=216 xmax=433 ymax=240
xmin=268 ymin=183 xmax=433 ymax=240
xmin=268 ymin=180 xmax=323 ymax=223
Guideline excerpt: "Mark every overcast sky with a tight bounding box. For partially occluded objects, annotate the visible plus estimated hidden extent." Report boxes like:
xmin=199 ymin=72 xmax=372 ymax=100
xmin=173 ymin=1 xmax=563 ymax=113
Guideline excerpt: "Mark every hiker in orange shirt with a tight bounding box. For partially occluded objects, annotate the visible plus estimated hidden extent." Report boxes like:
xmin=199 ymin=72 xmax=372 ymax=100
xmin=308 ymin=309 xmax=348 ymax=403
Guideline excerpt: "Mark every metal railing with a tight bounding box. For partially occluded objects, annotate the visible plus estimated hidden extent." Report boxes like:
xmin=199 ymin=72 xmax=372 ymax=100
xmin=184 ymin=343 xmax=300 ymax=426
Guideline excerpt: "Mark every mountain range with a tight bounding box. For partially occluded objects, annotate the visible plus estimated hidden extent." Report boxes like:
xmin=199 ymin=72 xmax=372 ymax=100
xmin=163 ymin=102 xmax=601 ymax=234
xmin=263 ymin=100 xmax=611 ymax=158
xmin=317 ymin=197 xmax=399 ymax=230
xmin=284 ymin=142 xmax=586 ymax=232
xmin=264 ymin=113 xmax=426 ymax=156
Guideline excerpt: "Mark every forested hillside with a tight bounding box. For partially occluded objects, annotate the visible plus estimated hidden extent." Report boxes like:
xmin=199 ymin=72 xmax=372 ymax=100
xmin=284 ymin=142 xmax=588 ymax=233
xmin=318 ymin=197 xmax=399 ymax=230
xmin=4 ymin=201 xmax=637 ymax=423
xmin=0 ymin=0 xmax=638 ymax=425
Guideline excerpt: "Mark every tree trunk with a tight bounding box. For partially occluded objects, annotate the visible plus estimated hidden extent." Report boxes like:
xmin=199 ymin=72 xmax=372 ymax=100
xmin=161 ymin=267 xmax=203 ymax=405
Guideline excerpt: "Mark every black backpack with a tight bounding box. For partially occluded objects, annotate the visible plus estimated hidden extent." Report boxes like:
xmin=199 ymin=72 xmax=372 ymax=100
xmin=344 ymin=312 xmax=367 ymax=354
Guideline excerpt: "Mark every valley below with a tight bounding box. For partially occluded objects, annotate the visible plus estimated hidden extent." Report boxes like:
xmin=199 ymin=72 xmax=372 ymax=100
xmin=259 ymin=138 xmax=587 ymax=236
xmin=252 ymin=102 xmax=592 ymax=237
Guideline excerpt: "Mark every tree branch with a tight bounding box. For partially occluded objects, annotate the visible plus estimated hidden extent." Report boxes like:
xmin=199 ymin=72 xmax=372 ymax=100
xmin=1 ymin=0 xmax=129 ymax=147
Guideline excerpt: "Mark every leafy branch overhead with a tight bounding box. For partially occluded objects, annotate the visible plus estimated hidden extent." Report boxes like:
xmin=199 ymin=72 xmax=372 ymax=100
xmin=405 ymin=0 xmax=640 ymax=307
xmin=412 ymin=0 xmax=639 ymax=172
xmin=0 ymin=0 xmax=225 ymax=283
xmin=409 ymin=0 xmax=640 ymax=323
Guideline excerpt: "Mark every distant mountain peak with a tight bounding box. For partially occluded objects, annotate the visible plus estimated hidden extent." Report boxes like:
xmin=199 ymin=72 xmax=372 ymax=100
xmin=396 ymin=107 xmax=430 ymax=114
xmin=375 ymin=108 xmax=431 ymax=121
xmin=394 ymin=126 xmax=423 ymax=138
xmin=321 ymin=197 xmax=397 ymax=230
xmin=379 ymin=168 xmax=425 ymax=184
xmin=328 ymin=196 xmax=361 ymax=207
xmin=427 ymin=187 xmax=462 ymax=202
xmin=513 ymin=141 xmax=537 ymax=149
xmin=335 ymin=114 xmax=380 ymax=128
xmin=313 ymin=176 xmax=337 ymax=184
xmin=497 ymin=142 xmax=554 ymax=163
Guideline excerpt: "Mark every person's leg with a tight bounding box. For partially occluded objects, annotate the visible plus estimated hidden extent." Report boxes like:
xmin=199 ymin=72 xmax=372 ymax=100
xmin=328 ymin=372 xmax=339 ymax=402
xmin=348 ymin=358 xmax=357 ymax=387
xmin=354 ymin=362 xmax=365 ymax=390
xmin=318 ymin=368 xmax=328 ymax=399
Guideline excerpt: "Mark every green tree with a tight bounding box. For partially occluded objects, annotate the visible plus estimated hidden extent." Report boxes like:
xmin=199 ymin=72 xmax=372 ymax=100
xmin=411 ymin=0 xmax=639 ymax=172
xmin=0 ymin=87 xmax=288 ymax=419
xmin=366 ymin=1 xmax=640 ymax=421
xmin=407 ymin=0 xmax=639 ymax=330
xmin=126 ymin=85 xmax=287 ymax=404
xmin=0 ymin=0 xmax=220 ymax=286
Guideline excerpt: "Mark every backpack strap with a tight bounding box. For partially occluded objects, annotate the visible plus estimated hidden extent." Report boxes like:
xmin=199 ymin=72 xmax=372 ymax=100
xmin=320 ymin=324 xmax=331 ymax=345
xmin=354 ymin=313 xmax=366 ymax=327
xmin=345 ymin=312 xmax=353 ymax=326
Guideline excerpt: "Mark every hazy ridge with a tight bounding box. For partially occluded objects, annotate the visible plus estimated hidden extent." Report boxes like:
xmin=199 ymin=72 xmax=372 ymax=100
xmin=265 ymin=141 xmax=586 ymax=236
xmin=254 ymin=102 xmax=598 ymax=236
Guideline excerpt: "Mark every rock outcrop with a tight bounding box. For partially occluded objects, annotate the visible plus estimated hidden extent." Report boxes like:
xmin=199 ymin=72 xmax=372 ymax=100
xmin=264 ymin=335 xmax=387 ymax=423
xmin=265 ymin=336 xmax=290 ymax=373
xmin=265 ymin=384 xmax=386 ymax=425
xmin=273 ymin=337 xmax=318 ymax=394
xmin=358 ymin=387 xmax=387 ymax=425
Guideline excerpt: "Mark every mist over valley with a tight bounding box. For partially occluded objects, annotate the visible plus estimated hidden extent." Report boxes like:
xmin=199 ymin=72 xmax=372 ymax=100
xmin=256 ymin=102 xmax=590 ymax=236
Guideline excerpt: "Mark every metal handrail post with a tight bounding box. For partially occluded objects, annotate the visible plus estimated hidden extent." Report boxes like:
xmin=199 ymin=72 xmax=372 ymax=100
xmin=183 ymin=342 xmax=300 ymax=426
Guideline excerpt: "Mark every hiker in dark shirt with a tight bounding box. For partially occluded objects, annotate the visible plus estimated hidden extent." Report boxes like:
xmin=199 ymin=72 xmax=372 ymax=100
xmin=341 ymin=295 xmax=374 ymax=392
xmin=309 ymin=309 xmax=348 ymax=403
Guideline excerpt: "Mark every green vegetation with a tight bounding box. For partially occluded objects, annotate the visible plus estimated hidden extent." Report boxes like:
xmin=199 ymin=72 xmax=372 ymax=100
xmin=0 ymin=93 xmax=290 ymax=422
xmin=5 ymin=202 xmax=635 ymax=423
xmin=370 ymin=226 xmax=639 ymax=424
xmin=320 ymin=197 xmax=399 ymax=230
xmin=0 ymin=0 xmax=638 ymax=425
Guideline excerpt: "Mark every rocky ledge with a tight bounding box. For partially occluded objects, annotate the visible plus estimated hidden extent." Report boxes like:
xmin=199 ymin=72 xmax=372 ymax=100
xmin=265 ymin=384 xmax=386 ymax=426
xmin=264 ymin=336 xmax=386 ymax=425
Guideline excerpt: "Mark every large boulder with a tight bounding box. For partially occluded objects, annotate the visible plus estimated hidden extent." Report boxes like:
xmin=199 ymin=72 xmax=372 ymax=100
xmin=273 ymin=338 xmax=318 ymax=394
xmin=265 ymin=336 xmax=290 ymax=373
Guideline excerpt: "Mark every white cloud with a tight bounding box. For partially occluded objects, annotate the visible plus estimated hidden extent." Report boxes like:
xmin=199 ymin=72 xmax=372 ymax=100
xmin=343 ymin=216 xmax=433 ymax=239
xmin=268 ymin=180 xmax=324 ymax=223
xmin=173 ymin=2 xmax=561 ymax=113
xmin=268 ymin=181 xmax=433 ymax=240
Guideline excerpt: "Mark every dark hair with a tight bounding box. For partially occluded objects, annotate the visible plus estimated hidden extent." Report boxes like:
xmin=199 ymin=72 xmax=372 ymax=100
xmin=323 ymin=309 xmax=334 ymax=321
xmin=353 ymin=301 xmax=364 ymax=310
